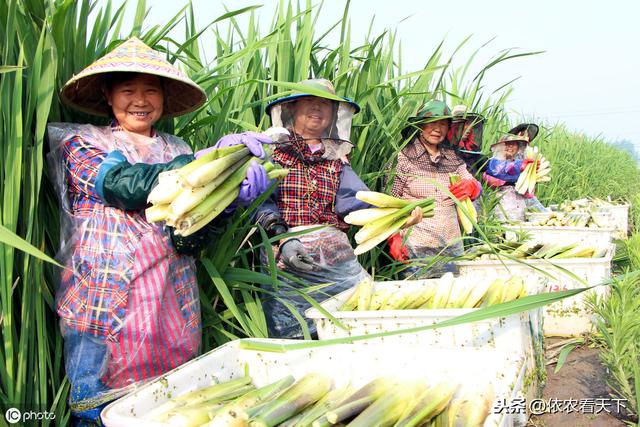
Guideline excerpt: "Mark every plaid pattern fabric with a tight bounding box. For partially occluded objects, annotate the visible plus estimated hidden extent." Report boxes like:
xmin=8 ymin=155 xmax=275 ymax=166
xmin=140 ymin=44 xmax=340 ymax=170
xmin=56 ymin=124 xmax=200 ymax=388
xmin=271 ymin=137 xmax=348 ymax=230
xmin=391 ymin=139 xmax=477 ymax=249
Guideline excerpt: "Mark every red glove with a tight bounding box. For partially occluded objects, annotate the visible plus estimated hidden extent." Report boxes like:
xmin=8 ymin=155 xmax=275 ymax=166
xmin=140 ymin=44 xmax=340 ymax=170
xmin=482 ymin=172 xmax=506 ymax=188
xmin=521 ymin=159 xmax=540 ymax=172
xmin=387 ymin=233 xmax=408 ymax=262
xmin=448 ymin=178 xmax=481 ymax=201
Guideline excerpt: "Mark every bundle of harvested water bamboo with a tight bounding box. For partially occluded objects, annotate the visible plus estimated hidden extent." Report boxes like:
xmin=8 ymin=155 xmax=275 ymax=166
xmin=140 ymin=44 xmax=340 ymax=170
xmin=146 ymin=373 xmax=476 ymax=427
xmin=344 ymin=191 xmax=435 ymax=255
xmin=463 ymin=240 xmax=608 ymax=260
xmin=339 ymin=274 xmax=529 ymax=311
xmin=515 ymin=146 xmax=551 ymax=195
xmin=146 ymin=145 xmax=287 ymax=236
xmin=449 ymin=174 xmax=477 ymax=234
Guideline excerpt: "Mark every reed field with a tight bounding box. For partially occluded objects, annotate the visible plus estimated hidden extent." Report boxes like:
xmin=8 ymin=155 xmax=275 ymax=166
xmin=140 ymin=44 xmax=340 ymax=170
xmin=1 ymin=0 xmax=639 ymax=423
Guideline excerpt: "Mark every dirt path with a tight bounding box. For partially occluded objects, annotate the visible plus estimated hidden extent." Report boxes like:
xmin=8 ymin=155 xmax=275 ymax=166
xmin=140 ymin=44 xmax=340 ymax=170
xmin=528 ymin=341 xmax=629 ymax=427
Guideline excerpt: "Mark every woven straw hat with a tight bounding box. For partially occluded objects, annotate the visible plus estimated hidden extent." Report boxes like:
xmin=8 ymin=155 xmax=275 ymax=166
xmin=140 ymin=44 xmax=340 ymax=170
xmin=490 ymin=133 xmax=530 ymax=148
xmin=60 ymin=37 xmax=206 ymax=117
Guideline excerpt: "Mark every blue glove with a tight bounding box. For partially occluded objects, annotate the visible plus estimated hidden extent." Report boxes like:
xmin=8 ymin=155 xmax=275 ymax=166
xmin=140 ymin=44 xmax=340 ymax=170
xmin=236 ymin=160 xmax=269 ymax=206
xmin=196 ymin=131 xmax=272 ymax=160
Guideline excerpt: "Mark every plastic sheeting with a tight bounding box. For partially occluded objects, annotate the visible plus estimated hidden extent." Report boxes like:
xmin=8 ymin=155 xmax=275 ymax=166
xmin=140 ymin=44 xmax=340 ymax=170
xmin=268 ymin=98 xmax=356 ymax=161
xmin=262 ymin=226 xmax=370 ymax=339
xmin=47 ymin=123 xmax=201 ymax=422
xmin=494 ymin=185 xmax=546 ymax=222
xmin=400 ymin=241 xmax=463 ymax=279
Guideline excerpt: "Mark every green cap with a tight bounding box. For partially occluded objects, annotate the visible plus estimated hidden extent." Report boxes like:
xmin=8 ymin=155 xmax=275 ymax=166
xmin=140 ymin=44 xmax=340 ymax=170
xmin=411 ymin=100 xmax=452 ymax=122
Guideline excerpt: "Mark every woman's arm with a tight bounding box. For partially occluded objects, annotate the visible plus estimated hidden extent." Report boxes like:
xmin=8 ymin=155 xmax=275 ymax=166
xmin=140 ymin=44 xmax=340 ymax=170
xmin=390 ymin=154 xmax=408 ymax=198
xmin=485 ymin=158 xmax=524 ymax=183
xmin=335 ymin=164 xmax=372 ymax=218
xmin=63 ymin=135 xmax=193 ymax=210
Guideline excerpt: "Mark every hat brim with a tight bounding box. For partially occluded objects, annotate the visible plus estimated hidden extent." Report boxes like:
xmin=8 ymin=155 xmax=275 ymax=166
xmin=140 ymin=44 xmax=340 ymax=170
xmin=265 ymin=93 xmax=360 ymax=116
xmin=490 ymin=136 xmax=529 ymax=149
xmin=401 ymin=114 xmax=452 ymax=139
xmin=61 ymin=70 xmax=207 ymax=118
xmin=508 ymin=123 xmax=539 ymax=142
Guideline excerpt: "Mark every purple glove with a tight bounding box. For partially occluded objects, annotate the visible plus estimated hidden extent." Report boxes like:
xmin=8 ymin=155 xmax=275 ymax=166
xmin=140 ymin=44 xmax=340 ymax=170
xmin=235 ymin=160 xmax=269 ymax=207
xmin=194 ymin=131 xmax=272 ymax=160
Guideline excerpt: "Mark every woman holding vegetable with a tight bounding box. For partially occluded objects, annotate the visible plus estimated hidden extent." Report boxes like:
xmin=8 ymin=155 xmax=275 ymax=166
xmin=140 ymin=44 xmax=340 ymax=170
xmin=388 ymin=100 xmax=482 ymax=278
xmin=482 ymin=123 xmax=547 ymax=222
xmin=48 ymin=37 xmax=271 ymax=425
xmin=256 ymin=79 xmax=421 ymax=338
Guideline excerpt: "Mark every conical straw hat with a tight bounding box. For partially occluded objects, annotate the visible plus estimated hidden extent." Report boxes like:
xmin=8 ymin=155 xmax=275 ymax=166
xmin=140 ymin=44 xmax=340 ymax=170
xmin=60 ymin=37 xmax=206 ymax=117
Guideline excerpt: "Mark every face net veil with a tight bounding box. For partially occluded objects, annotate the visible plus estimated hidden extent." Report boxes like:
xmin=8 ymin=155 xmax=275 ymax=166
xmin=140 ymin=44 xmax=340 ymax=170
xmin=269 ymin=97 xmax=356 ymax=143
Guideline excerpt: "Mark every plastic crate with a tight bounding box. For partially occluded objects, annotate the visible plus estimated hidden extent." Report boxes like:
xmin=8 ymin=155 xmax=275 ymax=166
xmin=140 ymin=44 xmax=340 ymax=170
xmin=305 ymin=275 xmax=544 ymax=353
xmin=101 ymin=340 xmax=530 ymax=427
xmin=505 ymin=224 xmax=616 ymax=247
xmin=305 ymin=275 xmax=545 ymax=401
xmin=596 ymin=204 xmax=630 ymax=239
xmin=455 ymin=245 xmax=615 ymax=337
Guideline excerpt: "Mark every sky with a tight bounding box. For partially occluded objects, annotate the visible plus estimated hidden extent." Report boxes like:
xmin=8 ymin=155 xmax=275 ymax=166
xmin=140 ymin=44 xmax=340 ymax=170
xmin=128 ymin=0 xmax=640 ymax=146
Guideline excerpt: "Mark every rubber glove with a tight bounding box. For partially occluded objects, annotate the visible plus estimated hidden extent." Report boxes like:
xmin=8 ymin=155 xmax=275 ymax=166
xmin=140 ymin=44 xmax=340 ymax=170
xmin=195 ymin=131 xmax=273 ymax=159
xmin=482 ymin=172 xmax=506 ymax=188
xmin=521 ymin=158 xmax=540 ymax=172
xmin=387 ymin=233 xmax=409 ymax=262
xmin=280 ymin=239 xmax=314 ymax=271
xmin=235 ymin=160 xmax=269 ymax=206
xmin=448 ymin=178 xmax=481 ymax=201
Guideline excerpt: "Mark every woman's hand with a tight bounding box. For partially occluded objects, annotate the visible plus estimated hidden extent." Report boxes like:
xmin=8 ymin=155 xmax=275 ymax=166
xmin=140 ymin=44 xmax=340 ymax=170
xmin=401 ymin=206 xmax=423 ymax=229
xmin=235 ymin=160 xmax=269 ymax=206
xmin=448 ymin=178 xmax=481 ymax=201
xmin=195 ymin=131 xmax=273 ymax=159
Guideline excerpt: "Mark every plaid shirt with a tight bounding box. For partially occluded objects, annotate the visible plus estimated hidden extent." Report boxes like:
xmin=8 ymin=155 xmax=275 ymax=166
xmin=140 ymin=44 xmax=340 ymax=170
xmin=391 ymin=140 xmax=477 ymax=250
xmin=271 ymin=138 xmax=349 ymax=230
xmin=56 ymin=123 xmax=200 ymax=387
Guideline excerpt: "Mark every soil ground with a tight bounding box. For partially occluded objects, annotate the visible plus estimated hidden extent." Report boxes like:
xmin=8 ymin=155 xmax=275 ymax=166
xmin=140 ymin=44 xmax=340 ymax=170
xmin=528 ymin=339 xmax=631 ymax=427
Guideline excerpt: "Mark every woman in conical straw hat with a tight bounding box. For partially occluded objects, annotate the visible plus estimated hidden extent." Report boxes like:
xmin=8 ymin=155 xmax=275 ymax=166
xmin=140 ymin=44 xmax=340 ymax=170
xmin=482 ymin=124 xmax=547 ymax=222
xmin=48 ymin=37 xmax=272 ymax=425
xmin=254 ymin=78 xmax=421 ymax=338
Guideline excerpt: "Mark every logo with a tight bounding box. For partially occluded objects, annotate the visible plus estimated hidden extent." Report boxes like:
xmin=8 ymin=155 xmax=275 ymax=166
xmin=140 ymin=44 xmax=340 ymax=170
xmin=5 ymin=408 xmax=21 ymax=424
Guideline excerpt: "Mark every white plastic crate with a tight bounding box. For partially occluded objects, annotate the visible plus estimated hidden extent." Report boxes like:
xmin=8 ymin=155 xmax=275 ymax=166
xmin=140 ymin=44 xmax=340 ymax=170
xmin=305 ymin=275 xmax=545 ymax=401
xmin=305 ymin=275 xmax=544 ymax=355
xmin=455 ymin=245 xmax=615 ymax=337
xmin=505 ymin=224 xmax=616 ymax=247
xmin=102 ymin=339 xmax=530 ymax=427
xmin=596 ymin=204 xmax=630 ymax=239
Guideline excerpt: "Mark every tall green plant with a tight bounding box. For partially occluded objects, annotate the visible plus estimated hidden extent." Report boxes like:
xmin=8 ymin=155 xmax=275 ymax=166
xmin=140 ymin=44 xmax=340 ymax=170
xmin=533 ymin=125 xmax=640 ymax=206
xmin=589 ymin=270 xmax=640 ymax=423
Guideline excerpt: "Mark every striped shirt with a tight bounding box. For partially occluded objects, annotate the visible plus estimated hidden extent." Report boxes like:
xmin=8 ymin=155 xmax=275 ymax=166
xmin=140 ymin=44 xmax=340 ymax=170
xmin=391 ymin=139 xmax=477 ymax=251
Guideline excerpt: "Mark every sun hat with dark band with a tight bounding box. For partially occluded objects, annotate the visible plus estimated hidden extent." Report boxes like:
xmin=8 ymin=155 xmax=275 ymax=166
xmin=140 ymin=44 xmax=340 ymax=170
xmin=60 ymin=37 xmax=207 ymax=118
xmin=508 ymin=123 xmax=539 ymax=143
xmin=265 ymin=79 xmax=360 ymax=115
xmin=490 ymin=133 xmax=530 ymax=148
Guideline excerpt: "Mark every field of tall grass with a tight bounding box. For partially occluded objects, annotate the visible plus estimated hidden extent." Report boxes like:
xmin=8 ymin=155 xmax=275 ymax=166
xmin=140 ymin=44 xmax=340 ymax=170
xmin=532 ymin=124 xmax=640 ymax=206
xmin=1 ymin=0 xmax=639 ymax=423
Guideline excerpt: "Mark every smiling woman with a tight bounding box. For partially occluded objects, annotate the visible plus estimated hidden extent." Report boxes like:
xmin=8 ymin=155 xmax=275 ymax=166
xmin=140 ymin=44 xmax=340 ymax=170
xmin=104 ymin=73 xmax=165 ymax=137
xmin=47 ymin=37 xmax=272 ymax=425
xmin=291 ymin=97 xmax=335 ymax=140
